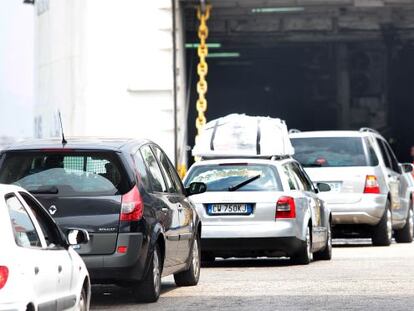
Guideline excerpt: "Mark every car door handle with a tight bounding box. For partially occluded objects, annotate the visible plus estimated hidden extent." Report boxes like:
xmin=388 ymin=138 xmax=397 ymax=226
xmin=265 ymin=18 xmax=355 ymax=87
xmin=34 ymin=267 xmax=39 ymax=275
xmin=58 ymin=265 xmax=62 ymax=273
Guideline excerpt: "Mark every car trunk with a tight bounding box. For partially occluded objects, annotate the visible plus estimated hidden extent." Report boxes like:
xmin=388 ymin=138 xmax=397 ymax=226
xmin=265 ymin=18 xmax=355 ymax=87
xmin=35 ymin=194 xmax=122 ymax=255
xmin=190 ymin=191 xmax=283 ymax=225
xmin=304 ymin=167 xmax=370 ymax=204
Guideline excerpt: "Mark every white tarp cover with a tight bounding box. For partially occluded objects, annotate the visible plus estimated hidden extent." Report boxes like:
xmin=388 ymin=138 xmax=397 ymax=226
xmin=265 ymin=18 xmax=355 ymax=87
xmin=192 ymin=114 xmax=295 ymax=157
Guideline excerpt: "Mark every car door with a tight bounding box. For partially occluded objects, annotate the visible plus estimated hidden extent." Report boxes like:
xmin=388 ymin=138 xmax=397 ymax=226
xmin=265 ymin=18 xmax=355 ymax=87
xmin=152 ymin=145 xmax=194 ymax=265
xmin=5 ymin=193 xmax=58 ymax=309
xmin=381 ymin=141 xmax=409 ymax=221
xmin=17 ymin=191 xmax=76 ymax=310
xmin=376 ymin=138 xmax=401 ymax=211
xmin=288 ymin=162 xmax=325 ymax=248
xmin=139 ymin=145 xmax=180 ymax=268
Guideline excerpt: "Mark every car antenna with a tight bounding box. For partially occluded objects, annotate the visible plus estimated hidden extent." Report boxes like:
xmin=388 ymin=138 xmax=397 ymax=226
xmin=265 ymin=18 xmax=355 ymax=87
xmin=58 ymin=110 xmax=67 ymax=145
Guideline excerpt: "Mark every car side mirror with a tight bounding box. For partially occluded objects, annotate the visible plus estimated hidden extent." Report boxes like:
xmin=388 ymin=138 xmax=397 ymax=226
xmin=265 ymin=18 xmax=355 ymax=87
xmin=317 ymin=182 xmax=331 ymax=192
xmin=400 ymin=163 xmax=413 ymax=174
xmin=67 ymin=229 xmax=90 ymax=245
xmin=185 ymin=182 xmax=207 ymax=196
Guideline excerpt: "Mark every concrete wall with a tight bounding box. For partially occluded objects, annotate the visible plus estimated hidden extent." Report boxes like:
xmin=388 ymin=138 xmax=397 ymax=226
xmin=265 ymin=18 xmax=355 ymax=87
xmin=34 ymin=0 xmax=187 ymax=163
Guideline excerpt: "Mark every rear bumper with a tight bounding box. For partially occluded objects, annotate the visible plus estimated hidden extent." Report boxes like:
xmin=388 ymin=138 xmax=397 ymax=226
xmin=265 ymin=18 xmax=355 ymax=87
xmin=81 ymin=232 xmax=148 ymax=283
xmin=201 ymin=220 xmax=300 ymax=239
xmin=328 ymin=194 xmax=387 ymax=226
xmin=200 ymin=220 xmax=303 ymax=257
xmin=202 ymin=237 xmax=304 ymax=257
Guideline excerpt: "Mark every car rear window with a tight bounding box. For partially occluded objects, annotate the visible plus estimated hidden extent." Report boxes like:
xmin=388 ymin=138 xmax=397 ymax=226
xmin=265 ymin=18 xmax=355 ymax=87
xmin=184 ymin=164 xmax=282 ymax=192
xmin=291 ymin=137 xmax=373 ymax=167
xmin=0 ymin=152 xmax=129 ymax=196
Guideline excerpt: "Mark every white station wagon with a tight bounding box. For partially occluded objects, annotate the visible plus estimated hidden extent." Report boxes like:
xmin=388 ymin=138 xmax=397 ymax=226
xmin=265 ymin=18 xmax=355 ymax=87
xmin=0 ymin=184 xmax=91 ymax=311
xmin=184 ymin=157 xmax=332 ymax=264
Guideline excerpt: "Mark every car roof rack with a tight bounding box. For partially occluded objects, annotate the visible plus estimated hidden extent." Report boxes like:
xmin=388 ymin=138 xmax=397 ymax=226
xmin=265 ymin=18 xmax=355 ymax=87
xmin=271 ymin=155 xmax=291 ymax=161
xmin=288 ymin=128 xmax=301 ymax=134
xmin=359 ymin=127 xmax=379 ymax=134
xmin=199 ymin=155 xmax=292 ymax=161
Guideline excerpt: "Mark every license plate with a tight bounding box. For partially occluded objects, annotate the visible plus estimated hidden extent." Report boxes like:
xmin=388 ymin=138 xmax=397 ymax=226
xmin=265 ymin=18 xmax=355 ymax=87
xmin=207 ymin=204 xmax=252 ymax=215
xmin=326 ymin=182 xmax=341 ymax=192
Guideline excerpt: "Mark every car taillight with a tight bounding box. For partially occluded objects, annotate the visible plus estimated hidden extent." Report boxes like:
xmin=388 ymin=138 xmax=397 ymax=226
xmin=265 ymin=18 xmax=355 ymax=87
xmin=120 ymin=186 xmax=144 ymax=221
xmin=0 ymin=266 xmax=9 ymax=290
xmin=364 ymin=175 xmax=381 ymax=194
xmin=276 ymin=196 xmax=296 ymax=219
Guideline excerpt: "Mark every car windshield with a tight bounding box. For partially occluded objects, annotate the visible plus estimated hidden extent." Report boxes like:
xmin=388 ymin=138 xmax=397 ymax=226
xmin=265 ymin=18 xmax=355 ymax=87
xmin=291 ymin=137 xmax=369 ymax=167
xmin=0 ymin=152 xmax=129 ymax=196
xmin=185 ymin=164 xmax=282 ymax=192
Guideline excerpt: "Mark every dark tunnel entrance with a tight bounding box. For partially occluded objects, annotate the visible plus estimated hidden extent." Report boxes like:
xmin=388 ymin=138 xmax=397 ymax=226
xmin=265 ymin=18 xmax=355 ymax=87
xmin=182 ymin=1 xmax=414 ymax=162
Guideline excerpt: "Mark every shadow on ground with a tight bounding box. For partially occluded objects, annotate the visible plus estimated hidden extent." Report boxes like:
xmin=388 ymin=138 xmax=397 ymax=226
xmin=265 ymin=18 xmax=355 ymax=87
xmin=91 ymin=282 xmax=177 ymax=307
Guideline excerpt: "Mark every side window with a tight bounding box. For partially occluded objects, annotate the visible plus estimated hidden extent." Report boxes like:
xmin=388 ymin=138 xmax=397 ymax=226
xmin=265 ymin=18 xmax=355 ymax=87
xmin=383 ymin=142 xmax=401 ymax=173
xmin=376 ymin=139 xmax=392 ymax=170
xmin=364 ymin=138 xmax=379 ymax=166
xmin=133 ymin=152 xmax=151 ymax=192
xmin=282 ymin=165 xmax=299 ymax=190
xmin=140 ymin=145 xmax=167 ymax=192
xmin=6 ymin=194 xmax=42 ymax=248
xmin=153 ymin=146 xmax=184 ymax=194
xmin=18 ymin=192 xmax=62 ymax=248
xmin=151 ymin=146 xmax=177 ymax=193
xmin=291 ymin=163 xmax=314 ymax=192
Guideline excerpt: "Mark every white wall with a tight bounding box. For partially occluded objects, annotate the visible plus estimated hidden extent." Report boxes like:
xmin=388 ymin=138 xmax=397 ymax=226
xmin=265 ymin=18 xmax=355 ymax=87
xmin=35 ymin=0 xmax=187 ymax=163
xmin=0 ymin=1 xmax=34 ymax=138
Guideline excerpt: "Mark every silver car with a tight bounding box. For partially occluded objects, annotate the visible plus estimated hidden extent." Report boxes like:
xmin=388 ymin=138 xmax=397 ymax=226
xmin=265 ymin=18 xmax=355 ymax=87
xmin=290 ymin=128 xmax=414 ymax=246
xmin=183 ymin=157 xmax=332 ymax=265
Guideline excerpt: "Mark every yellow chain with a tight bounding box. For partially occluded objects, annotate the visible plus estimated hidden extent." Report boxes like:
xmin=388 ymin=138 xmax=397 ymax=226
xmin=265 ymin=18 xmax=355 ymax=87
xmin=195 ymin=4 xmax=211 ymax=135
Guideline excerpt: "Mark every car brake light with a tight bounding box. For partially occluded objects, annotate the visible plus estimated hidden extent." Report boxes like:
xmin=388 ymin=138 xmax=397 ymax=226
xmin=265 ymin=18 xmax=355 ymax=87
xmin=276 ymin=196 xmax=296 ymax=219
xmin=364 ymin=175 xmax=380 ymax=194
xmin=120 ymin=186 xmax=144 ymax=221
xmin=0 ymin=266 xmax=9 ymax=290
xmin=117 ymin=246 xmax=128 ymax=253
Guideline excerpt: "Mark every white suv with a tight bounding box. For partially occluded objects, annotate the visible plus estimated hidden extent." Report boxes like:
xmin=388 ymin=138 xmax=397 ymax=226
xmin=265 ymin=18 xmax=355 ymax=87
xmin=290 ymin=128 xmax=414 ymax=246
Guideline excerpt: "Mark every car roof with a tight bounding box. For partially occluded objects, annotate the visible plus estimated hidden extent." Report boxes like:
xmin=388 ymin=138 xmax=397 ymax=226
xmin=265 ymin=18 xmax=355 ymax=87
xmin=188 ymin=157 xmax=294 ymax=168
xmin=1 ymin=137 xmax=152 ymax=152
xmin=289 ymin=130 xmax=374 ymax=138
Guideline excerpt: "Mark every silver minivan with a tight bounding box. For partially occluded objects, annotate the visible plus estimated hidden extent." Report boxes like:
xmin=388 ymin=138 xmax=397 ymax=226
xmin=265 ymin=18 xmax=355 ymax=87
xmin=290 ymin=128 xmax=414 ymax=246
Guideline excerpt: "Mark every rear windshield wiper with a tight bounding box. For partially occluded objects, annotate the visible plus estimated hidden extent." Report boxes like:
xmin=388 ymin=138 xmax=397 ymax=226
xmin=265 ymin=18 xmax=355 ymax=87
xmin=28 ymin=186 xmax=59 ymax=194
xmin=228 ymin=174 xmax=261 ymax=192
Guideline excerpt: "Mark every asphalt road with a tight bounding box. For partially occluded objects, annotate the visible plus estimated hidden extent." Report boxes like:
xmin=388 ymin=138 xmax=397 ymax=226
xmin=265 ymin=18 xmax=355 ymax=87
xmin=91 ymin=239 xmax=414 ymax=311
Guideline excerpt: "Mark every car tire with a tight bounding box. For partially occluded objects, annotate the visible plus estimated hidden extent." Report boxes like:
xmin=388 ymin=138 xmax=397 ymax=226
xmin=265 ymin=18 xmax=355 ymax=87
xmin=314 ymin=220 xmax=332 ymax=261
xmin=291 ymin=225 xmax=312 ymax=265
xmin=394 ymin=207 xmax=413 ymax=243
xmin=134 ymin=244 xmax=162 ymax=303
xmin=372 ymin=202 xmax=392 ymax=246
xmin=174 ymin=236 xmax=201 ymax=286
xmin=77 ymin=287 xmax=88 ymax=311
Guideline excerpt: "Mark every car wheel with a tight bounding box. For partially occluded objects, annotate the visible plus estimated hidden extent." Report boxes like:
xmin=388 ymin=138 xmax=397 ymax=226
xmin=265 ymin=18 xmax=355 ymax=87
xmin=394 ymin=207 xmax=413 ymax=243
xmin=291 ymin=225 xmax=312 ymax=265
xmin=75 ymin=287 xmax=87 ymax=311
xmin=314 ymin=220 xmax=332 ymax=261
xmin=372 ymin=202 xmax=392 ymax=246
xmin=174 ymin=235 xmax=201 ymax=286
xmin=134 ymin=244 xmax=162 ymax=303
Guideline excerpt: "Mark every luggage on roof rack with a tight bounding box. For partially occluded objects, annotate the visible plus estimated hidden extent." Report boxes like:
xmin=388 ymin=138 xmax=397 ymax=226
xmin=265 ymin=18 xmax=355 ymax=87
xmin=192 ymin=114 xmax=295 ymax=158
